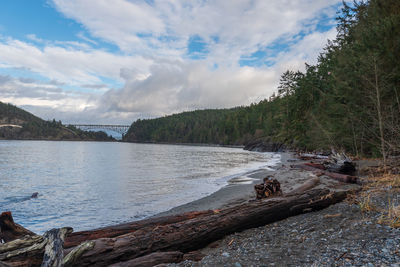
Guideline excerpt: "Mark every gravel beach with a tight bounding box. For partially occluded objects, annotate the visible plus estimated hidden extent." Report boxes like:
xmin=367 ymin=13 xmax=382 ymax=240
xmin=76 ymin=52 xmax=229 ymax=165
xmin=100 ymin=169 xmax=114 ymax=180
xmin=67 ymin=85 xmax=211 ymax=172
xmin=160 ymin=153 xmax=400 ymax=267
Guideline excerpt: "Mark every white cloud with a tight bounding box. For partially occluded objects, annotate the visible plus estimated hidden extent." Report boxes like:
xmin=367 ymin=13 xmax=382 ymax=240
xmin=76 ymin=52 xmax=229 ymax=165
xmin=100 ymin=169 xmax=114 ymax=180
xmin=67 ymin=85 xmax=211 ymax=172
xmin=52 ymin=0 xmax=341 ymax=62
xmin=0 ymin=0 xmax=342 ymax=123
xmin=0 ymin=74 xmax=96 ymax=120
xmin=0 ymin=37 xmax=153 ymax=85
xmin=101 ymin=61 xmax=277 ymax=118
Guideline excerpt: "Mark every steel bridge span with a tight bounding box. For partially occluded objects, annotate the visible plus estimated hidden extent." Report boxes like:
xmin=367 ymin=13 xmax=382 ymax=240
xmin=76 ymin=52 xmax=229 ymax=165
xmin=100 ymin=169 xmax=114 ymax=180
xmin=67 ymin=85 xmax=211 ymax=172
xmin=67 ymin=124 xmax=130 ymax=135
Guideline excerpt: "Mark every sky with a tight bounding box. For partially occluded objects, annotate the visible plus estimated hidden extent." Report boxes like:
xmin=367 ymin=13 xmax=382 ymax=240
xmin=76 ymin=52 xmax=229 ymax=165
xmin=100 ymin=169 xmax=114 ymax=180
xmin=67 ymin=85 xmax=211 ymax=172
xmin=0 ymin=0 xmax=342 ymax=124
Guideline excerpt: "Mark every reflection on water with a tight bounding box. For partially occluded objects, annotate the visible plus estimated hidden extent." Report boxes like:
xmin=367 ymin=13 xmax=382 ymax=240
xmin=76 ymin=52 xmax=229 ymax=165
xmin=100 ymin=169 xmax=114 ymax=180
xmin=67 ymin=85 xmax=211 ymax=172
xmin=0 ymin=140 xmax=279 ymax=233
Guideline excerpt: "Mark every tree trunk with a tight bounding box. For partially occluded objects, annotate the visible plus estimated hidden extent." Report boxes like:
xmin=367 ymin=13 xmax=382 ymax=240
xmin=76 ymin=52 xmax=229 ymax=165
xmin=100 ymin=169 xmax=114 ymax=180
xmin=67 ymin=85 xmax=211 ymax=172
xmin=64 ymin=210 xmax=215 ymax=249
xmin=374 ymin=58 xmax=386 ymax=165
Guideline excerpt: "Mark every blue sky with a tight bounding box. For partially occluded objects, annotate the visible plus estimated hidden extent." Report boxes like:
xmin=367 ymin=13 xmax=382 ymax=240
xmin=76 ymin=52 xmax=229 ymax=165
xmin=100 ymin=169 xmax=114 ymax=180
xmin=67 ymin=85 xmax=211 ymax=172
xmin=0 ymin=0 xmax=342 ymax=124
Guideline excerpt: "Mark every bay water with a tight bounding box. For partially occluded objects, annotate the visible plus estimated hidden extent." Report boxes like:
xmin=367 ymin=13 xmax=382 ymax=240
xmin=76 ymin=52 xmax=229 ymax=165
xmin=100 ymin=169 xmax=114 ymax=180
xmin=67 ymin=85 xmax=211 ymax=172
xmin=0 ymin=140 xmax=280 ymax=233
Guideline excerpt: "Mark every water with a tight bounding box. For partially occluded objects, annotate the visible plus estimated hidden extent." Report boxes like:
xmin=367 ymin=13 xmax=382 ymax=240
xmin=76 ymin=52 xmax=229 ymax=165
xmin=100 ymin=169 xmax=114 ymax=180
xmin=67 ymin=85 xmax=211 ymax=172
xmin=0 ymin=140 xmax=280 ymax=233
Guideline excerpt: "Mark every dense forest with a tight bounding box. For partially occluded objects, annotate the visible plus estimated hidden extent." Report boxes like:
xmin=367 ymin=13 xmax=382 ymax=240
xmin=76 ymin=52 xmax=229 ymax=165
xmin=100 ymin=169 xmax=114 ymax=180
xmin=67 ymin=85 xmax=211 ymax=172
xmin=124 ymin=0 xmax=399 ymax=159
xmin=0 ymin=102 xmax=114 ymax=141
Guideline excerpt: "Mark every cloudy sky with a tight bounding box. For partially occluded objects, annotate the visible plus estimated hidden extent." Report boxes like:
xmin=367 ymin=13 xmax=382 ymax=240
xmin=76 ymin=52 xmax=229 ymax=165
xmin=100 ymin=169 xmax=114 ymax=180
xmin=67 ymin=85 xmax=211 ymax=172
xmin=0 ymin=0 xmax=341 ymax=124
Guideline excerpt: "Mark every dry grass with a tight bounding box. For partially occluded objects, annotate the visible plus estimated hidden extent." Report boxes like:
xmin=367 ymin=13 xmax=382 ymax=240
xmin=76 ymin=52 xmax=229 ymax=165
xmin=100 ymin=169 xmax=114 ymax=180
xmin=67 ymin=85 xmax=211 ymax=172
xmin=357 ymin=166 xmax=400 ymax=227
xmin=367 ymin=173 xmax=400 ymax=189
xmin=378 ymin=199 xmax=400 ymax=228
xmin=358 ymin=193 xmax=376 ymax=213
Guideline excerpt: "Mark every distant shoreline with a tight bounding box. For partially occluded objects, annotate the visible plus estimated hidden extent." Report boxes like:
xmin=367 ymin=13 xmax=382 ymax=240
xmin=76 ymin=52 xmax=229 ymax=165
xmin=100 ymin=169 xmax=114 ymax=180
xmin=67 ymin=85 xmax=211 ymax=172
xmin=121 ymin=140 xmax=244 ymax=149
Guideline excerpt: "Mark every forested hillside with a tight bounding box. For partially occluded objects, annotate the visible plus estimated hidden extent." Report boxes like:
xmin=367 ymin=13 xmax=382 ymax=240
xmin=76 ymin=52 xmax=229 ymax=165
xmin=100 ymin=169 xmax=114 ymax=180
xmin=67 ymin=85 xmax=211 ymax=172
xmin=124 ymin=0 xmax=400 ymax=158
xmin=0 ymin=102 xmax=114 ymax=141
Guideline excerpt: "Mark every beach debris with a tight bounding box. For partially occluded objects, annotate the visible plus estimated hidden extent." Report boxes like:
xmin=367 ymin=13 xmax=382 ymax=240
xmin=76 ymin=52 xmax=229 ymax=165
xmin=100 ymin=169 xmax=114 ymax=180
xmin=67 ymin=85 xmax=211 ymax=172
xmin=299 ymin=153 xmax=329 ymax=160
xmin=299 ymin=151 xmax=356 ymax=175
xmin=291 ymin=164 xmax=359 ymax=184
xmin=254 ymin=177 xmax=282 ymax=199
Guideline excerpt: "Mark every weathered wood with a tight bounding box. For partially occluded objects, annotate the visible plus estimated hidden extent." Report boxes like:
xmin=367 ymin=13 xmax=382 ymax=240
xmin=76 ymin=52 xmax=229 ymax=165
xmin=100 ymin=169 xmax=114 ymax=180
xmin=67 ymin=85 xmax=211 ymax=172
xmin=41 ymin=227 xmax=72 ymax=267
xmin=299 ymin=153 xmax=329 ymax=160
xmin=0 ymin=235 xmax=43 ymax=255
xmin=304 ymin=162 xmax=326 ymax=170
xmin=109 ymin=251 xmax=184 ymax=267
xmin=286 ymin=177 xmax=320 ymax=195
xmin=63 ymin=241 xmax=95 ymax=267
xmin=0 ymin=212 xmax=36 ymax=243
xmin=291 ymin=164 xmax=359 ymax=184
xmin=254 ymin=178 xmax=282 ymax=199
xmin=69 ymin=189 xmax=347 ymax=266
xmin=0 ymin=235 xmax=46 ymax=266
xmin=0 ymin=261 xmax=10 ymax=267
xmin=64 ymin=210 xmax=215 ymax=249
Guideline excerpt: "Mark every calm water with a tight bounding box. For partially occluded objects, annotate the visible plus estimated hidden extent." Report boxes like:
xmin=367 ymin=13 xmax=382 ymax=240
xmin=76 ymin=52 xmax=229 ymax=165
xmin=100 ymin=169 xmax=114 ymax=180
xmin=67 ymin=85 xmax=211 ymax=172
xmin=0 ymin=140 xmax=280 ymax=233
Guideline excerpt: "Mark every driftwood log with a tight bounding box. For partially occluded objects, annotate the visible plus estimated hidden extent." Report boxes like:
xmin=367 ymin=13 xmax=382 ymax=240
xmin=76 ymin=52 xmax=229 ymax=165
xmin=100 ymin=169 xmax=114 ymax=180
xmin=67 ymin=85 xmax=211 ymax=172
xmin=291 ymin=164 xmax=359 ymax=184
xmin=0 ymin=212 xmax=36 ymax=243
xmin=64 ymin=210 xmax=215 ymax=249
xmin=65 ymin=189 xmax=347 ymax=266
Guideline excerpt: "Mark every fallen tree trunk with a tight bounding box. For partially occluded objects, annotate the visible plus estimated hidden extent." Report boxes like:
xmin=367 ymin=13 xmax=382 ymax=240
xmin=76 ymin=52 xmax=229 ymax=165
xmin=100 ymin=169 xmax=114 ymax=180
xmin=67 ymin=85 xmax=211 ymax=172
xmin=64 ymin=210 xmax=215 ymax=249
xmin=68 ymin=189 xmax=347 ymax=266
xmin=291 ymin=164 xmax=359 ymax=184
xmin=0 ymin=212 xmax=36 ymax=243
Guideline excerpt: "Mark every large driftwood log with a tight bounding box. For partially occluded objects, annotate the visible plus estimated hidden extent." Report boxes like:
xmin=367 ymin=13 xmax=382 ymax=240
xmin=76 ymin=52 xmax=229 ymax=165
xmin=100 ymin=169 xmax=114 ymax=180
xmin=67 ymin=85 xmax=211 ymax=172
xmin=64 ymin=210 xmax=215 ymax=249
xmin=0 ymin=212 xmax=36 ymax=243
xmin=291 ymin=164 xmax=359 ymax=184
xmin=68 ymin=189 xmax=347 ymax=266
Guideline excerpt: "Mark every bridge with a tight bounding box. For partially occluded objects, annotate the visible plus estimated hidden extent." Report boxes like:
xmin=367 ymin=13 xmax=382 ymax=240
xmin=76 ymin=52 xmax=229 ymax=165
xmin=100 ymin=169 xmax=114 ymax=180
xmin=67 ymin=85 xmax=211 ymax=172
xmin=67 ymin=124 xmax=131 ymax=135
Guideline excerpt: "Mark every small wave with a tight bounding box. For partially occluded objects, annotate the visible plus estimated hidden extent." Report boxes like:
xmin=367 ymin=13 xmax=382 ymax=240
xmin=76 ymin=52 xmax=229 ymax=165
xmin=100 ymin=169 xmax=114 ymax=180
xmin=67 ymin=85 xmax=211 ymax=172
xmin=228 ymin=176 xmax=259 ymax=185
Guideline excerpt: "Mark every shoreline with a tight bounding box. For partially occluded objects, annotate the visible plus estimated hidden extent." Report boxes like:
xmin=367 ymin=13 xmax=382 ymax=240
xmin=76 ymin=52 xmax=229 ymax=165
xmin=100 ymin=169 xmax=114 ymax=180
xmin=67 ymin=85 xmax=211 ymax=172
xmin=155 ymin=152 xmax=292 ymax=217
xmin=156 ymin=151 xmax=360 ymax=218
